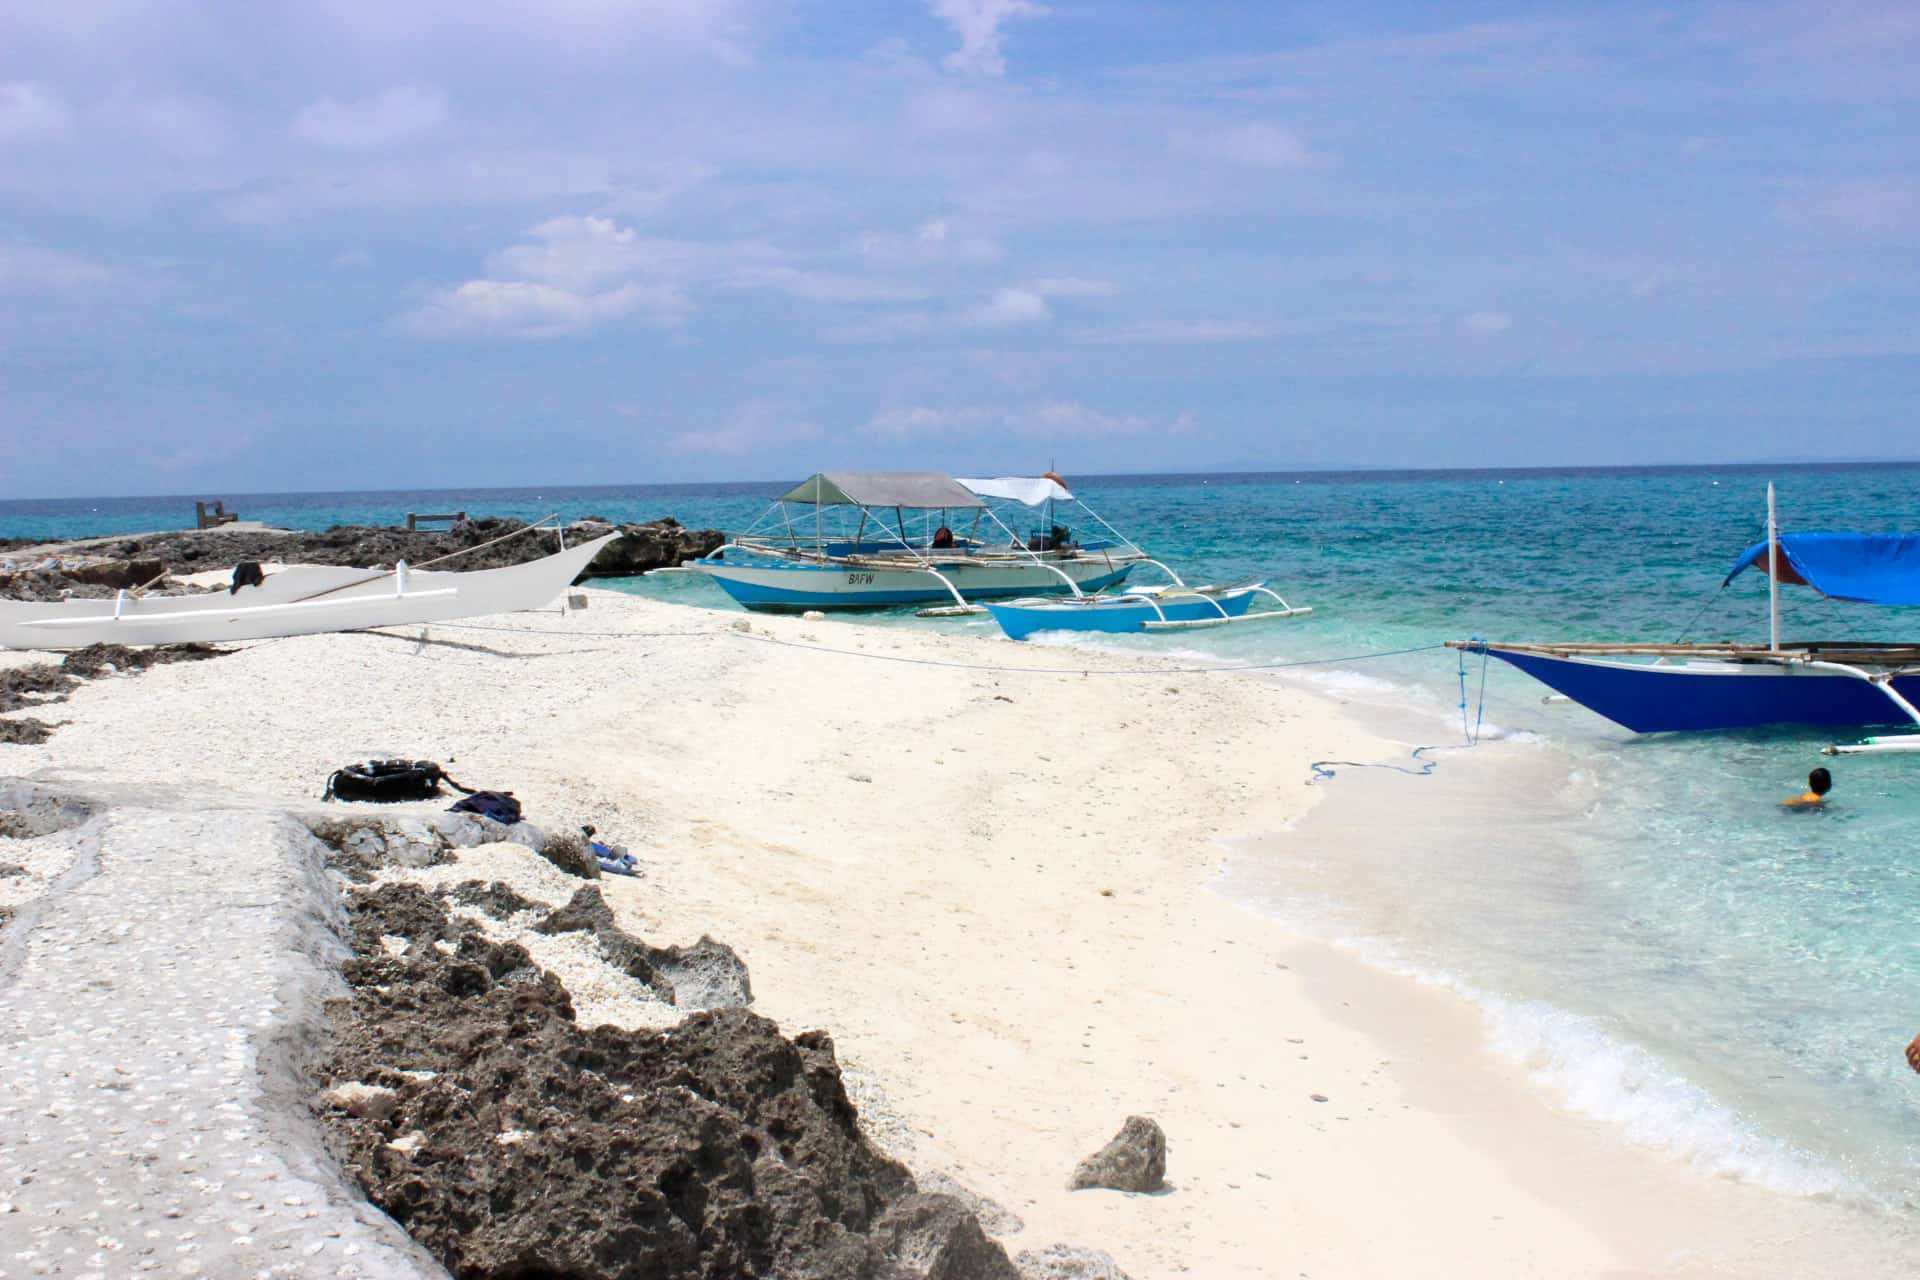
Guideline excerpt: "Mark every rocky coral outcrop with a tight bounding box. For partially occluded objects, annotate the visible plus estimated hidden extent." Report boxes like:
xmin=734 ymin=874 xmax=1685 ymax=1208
xmin=536 ymin=884 xmax=753 ymax=1010
xmin=1068 ymin=1117 xmax=1167 ymax=1193
xmin=302 ymin=811 xmax=559 ymax=882
xmin=2 ymin=516 xmax=722 ymax=600
xmin=873 ymin=1194 xmax=1022 ymax=1280
xmin=317 ymin=881 xmax=974 ymax=1280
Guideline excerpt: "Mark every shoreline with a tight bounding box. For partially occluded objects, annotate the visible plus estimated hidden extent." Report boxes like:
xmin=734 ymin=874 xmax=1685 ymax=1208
xmin=0 ymin=586 xmax=1906 ymax=1274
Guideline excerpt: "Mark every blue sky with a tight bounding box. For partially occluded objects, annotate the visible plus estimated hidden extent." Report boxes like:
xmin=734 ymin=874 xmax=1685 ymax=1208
xmin=2 ymin=1 xmax=1916 ymax=497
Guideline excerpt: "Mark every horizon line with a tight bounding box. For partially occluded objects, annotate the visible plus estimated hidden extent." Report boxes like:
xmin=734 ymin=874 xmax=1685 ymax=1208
xmin=7 ymin=456 xmax=1920 ymax=506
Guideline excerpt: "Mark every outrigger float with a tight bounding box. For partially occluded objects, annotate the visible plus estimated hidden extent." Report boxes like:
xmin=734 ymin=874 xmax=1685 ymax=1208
xmin=984 ymin=579 xmax=1310 ymax=640
xmin=1451 ymin=485 xmax=1920 ymax=753
xmin=682 ymin=472 xmax=1152 ymax=615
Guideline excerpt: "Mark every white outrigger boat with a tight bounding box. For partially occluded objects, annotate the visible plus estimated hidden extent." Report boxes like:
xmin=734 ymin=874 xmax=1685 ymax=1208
xmin=684 ymin=472 xmax=1150 ymax=614
xmin=0 ymin=529 xmax=616 ymax=650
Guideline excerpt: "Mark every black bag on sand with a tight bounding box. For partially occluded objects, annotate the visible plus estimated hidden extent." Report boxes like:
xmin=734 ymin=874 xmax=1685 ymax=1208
xmin=323 ymin=759 xmax=472 ymax=803
xmin=448 ymin=790 xmax=523 ymax=825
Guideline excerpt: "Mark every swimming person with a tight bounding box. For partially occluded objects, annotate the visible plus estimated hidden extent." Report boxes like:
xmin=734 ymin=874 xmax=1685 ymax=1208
xmin=1783 ymin=766 xmax=1833 ymax=809
xmin=1908 ymin=1032 xmax=1920 ymax=1075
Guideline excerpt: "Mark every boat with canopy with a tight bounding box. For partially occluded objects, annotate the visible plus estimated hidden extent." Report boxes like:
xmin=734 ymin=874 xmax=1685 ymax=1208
xmin=683 ymin=471 xmax=1150 ymax=613
xmin=0 ymin=525 xmax=616 ymax=650
xmin=1450 ymin=485 xmax=1920 ymax=744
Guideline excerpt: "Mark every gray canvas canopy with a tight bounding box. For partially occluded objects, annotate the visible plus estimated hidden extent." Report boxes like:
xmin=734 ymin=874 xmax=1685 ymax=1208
xmin=777 ymin=472 xmax=985 ymax=509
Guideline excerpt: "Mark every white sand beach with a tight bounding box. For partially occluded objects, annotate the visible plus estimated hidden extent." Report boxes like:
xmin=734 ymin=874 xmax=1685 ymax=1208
xmin=0 ymin=587 xmax=1903 ymax=1277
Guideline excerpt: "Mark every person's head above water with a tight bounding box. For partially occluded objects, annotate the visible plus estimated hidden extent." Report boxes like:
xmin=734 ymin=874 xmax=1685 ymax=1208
xmin=1809 ymin=767 xmax=1832 ymax=797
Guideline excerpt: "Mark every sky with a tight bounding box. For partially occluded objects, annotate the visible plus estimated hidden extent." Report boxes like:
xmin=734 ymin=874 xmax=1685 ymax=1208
xmin=2 ymin=0 xmax=1917 ymax=498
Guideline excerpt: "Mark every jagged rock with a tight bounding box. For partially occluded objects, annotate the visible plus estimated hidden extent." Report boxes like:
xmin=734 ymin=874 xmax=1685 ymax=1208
xmin=61 ymin=558 xmax=167 ymax=590
xmin=917 ymin=1170 xmax=1024 ymax=1237
xmin=1068 ymin=1116 xmax=1166 ymax=1193
xmin=59 ymin=643 xmax=222 ymax=678
xmin=444 ymin=879 xmax=541 ymax=920
xmin=0 ymin=663 xmax=72 ymax=714
xmin=1015 ymin=1244 xmax=1135 ymax=1280
xmin=318 ymin=1082 xmax=401 ymax=1122
xmin=874 ymin=1193 xmax=1021 ymax=1280
xmin=535 ymin=830 xmax=600 ymax=879
xmin=318 ymin=883 xmax=927 ymax=1280
xmin=0 ymin=718 xmax=57 ymax=745
xmin=536 ymin=885 xmax=752 ymax=1009
xmin=579 ymin=517 xmax=725 ymax=577
xmin=0 ymin=862 xmax=24 ymax=878
xmin=305 ymin=812 xmax=552 ymax=882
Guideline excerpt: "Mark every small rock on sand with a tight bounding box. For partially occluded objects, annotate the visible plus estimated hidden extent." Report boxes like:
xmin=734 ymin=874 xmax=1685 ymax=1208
xmin=1068 ymin=1116 xmax=1166 ymax=1193
xmin=1016 ymin=1243 xmax=1136 ymax=1280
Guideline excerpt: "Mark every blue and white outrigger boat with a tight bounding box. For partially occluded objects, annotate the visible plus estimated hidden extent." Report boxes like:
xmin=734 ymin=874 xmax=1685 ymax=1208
xmin=1451 ymin=486 xmax=1920 ymax=747
xmin=985 ymin=579 xmax=1311 ymax=641
xmin=685 ymin=472 xmax=1148 ymax=614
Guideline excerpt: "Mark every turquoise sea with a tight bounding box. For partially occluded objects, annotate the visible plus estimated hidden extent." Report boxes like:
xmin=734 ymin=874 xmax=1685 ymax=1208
xmin=8 ymin=464 xmax=1920 ymax=1226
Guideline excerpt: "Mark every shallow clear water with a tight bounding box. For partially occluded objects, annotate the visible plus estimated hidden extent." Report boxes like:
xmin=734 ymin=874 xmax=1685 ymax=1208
xmin=10 ymin=463 xmax=1920 ymax=1216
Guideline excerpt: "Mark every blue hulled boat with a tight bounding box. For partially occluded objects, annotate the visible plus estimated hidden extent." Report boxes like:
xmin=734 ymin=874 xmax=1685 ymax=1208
xmin=1451 ymin=487 xmax=1920 ymax=736
xmin=985 ymin=581 xmax=1310 ymax=641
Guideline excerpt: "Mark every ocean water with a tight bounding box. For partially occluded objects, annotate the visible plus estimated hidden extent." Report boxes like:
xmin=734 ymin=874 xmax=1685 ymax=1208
xmin=9 ymin=464 xmax=1920 ymax=1226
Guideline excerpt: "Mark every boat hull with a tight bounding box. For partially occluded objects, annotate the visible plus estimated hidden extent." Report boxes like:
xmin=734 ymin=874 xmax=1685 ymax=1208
xmin=1487 ymin=647 xmax=1920 ymax=732
xmin=692 ymin=556 xmax=1134 ymax=611
xmin=986 ymin=587 xmax=1257 ymax=640
xmin=0 ymin=534 xmax=616 ymax=650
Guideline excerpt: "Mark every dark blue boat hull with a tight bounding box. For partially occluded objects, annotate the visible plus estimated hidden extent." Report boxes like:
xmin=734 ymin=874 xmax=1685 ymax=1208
xmin=1488 ymin=648 xmax=1920 ymax=733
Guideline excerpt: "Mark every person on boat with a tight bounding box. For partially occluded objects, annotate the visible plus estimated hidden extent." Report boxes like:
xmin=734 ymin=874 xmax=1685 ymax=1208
xmin=931 ymin=526 xmax=955 ymax=549
xmin=1782 ymin=766 xmax=1832 ymax=809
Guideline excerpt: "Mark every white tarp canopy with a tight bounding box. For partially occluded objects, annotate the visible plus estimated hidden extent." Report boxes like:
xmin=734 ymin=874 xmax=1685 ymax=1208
xmin=777 ymin=472 xmax=984 ymax=509
xmin=957 ymin=476 xmax=1075 ymax=507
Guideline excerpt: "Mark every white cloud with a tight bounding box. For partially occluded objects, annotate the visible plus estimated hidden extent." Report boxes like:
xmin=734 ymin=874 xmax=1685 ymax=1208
xmin=1083 ymin=320 xmax=1283 ymax=344
xmin=864 ymin=400 xmax=1193 ymax=441
xmin=865 ymin=405 xmax=988 ymax=440
xmin=930 ymin=0 xmax=1045 ymax=77
xmin=1176 ymin=123 xmax=1310 ymax=168
xmin=489 ymin=215 xmax=663 ymax=289
xmin=0 ymin=244 xmax=111 ymax=291
xmin=399 ymin=279 xmax=679 ymax=340
xmin=1024 ymin=400 xmax=1193 ymax=439
xmin=0 ymin=83 xmax=73 ymax=143
xmin=1029 ymin=276 xmax=1114 ymax=297
xmin=668 ymin=401 xmax=823 ymax=455
xmin=858 ymin=218 xmax=1002 ymax=265
xmin=1463 ymin=311 xmax=1512 ymax=332
xmin=968 ymin=286 xmax=1050 ymax=326
xmin=293 ymin=85 xmax=447 ymax=150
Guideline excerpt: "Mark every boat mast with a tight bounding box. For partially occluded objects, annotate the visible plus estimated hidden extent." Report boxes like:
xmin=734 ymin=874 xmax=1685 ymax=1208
xmin=1767 ymin=482 xmax=1780 ymax=652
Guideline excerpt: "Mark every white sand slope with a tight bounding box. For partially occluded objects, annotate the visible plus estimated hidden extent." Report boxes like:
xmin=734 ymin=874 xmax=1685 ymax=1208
xmin=0 ymin=588 xmax=1903 ymax=1277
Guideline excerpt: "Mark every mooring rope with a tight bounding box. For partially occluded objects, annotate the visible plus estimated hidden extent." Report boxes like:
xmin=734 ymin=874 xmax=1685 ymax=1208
xmin=1307 ymin=643 xmax=1492 ymax=783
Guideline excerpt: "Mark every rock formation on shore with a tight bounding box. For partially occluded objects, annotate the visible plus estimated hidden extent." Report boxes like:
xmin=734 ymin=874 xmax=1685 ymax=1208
xmin=0 ymin=516 xmax=722 ymax=600
xmin=309 ymin=815 xmax=1037 ymax=1279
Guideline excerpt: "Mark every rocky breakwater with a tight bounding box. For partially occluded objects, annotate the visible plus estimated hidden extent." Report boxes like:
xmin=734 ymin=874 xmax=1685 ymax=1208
xmin=0 ymin=516 xmax=722 ymax=600
xmin=308 ymin=814 xmax=1053 ymax=1280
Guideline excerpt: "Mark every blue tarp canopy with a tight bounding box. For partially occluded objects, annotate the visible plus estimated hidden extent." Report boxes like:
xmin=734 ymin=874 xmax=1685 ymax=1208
xmin=1724 ymin=533 xmax=1920 ymax=605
